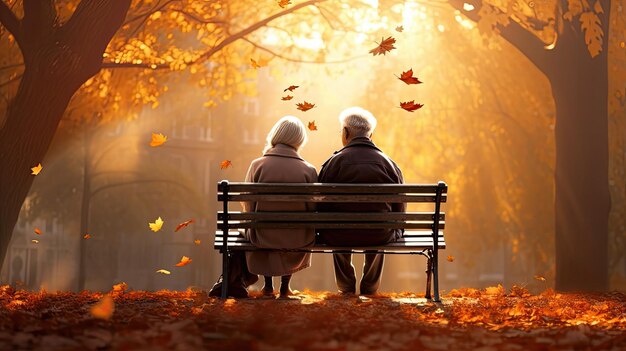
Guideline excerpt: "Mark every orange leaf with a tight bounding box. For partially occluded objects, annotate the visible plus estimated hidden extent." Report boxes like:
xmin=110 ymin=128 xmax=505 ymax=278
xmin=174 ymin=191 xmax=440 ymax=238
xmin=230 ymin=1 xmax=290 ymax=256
xmin=91 ymin=295 xmax=114 ymax=320
xmin=34 ymin=228 xmax=42 ymax=235
xmin=278 ymin=0 xmax=291 ymax=8
xmin=283 ymin=85 xmax=299 ymax=92
xmin=112 ymin=282 xmax=128 ymax=293
xmin=399 ymin=100 xmax=424 ymax=112
xmin=250 ymin=58 xmax=267 ymax=69
xmin=31 ymin=163 xmax=43 ymax=175
xmin=281 ymin=95 xmax=293 ymax=101
xmin=396 ymin=68 xmax=422 ymax=85
xmin=534 ymin=275 xmax=546 ymax=281
xmin=369 ymin=36 xmax=396 ymax=56
xmin=84 ymin=234 xmax=91 ymax=239
xmin=175 ymin=256 xmax=192 ymax=267
xmin=220 ymin=160 xmax=232 ymax=169
xmin=395 ymin=25 xmax=404 ymax=32
xmin=296 ymin=101 xmax=315 ymax=112
xmin=194 ymin=239 xmax=201 ymax=245
xmin=308 ymin=121 xmax=318 ymax=131
xmin=175 ymin=219 xmax=195 ymax=232
xmin=447 ymin=255 xmax=455 ymax=262
xmin=150 ymin=133 xmax=167 ymax=147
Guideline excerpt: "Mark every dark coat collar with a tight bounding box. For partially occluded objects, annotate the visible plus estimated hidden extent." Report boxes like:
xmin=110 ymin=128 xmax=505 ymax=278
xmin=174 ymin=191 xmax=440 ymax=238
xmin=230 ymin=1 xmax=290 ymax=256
xmin=264 ymin=143 xmax=303 ymax=160
xmin=338 ymin=136 xmax=382 ymax=153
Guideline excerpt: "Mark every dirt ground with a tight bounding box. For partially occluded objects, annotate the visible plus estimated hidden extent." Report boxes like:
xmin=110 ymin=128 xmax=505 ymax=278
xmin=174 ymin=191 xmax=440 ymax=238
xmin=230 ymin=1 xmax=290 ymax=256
xmin=0 ymin=285 xmax=624 ymax=350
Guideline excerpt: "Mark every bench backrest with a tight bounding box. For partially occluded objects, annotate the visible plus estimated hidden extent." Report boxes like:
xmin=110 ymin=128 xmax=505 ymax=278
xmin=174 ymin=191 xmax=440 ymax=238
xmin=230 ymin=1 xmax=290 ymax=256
xmin=217 ymin=181 xmax=447 ymax=234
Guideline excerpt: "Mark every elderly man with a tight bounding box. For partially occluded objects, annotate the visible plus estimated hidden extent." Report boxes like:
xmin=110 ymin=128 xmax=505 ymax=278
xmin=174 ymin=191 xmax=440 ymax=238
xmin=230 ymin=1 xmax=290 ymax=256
xmin=318 ymin=107 xmax=405 ymax=295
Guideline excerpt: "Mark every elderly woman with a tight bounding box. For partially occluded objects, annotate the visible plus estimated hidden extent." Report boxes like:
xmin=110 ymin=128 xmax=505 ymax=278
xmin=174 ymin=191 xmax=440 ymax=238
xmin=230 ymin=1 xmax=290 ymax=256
xmin=242 ymin=116 xmax=317 ymax=298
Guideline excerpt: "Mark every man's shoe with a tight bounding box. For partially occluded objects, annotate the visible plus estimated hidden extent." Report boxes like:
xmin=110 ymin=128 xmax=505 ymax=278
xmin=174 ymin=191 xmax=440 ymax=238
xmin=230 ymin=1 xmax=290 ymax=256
xmin=208 ymin=279 xmax=249 ymax=299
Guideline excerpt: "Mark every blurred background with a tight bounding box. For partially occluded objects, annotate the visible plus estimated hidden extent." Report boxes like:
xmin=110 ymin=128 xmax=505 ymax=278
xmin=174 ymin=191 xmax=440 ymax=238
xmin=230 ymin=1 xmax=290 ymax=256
xmin=0 ymin=0 xmax=624 ymax=294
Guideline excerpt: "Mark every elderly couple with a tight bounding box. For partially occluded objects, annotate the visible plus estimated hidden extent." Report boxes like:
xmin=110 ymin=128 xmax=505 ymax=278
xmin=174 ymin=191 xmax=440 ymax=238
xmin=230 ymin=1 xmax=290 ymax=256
xmin=209 ymin=107 xmax=404 ymax=299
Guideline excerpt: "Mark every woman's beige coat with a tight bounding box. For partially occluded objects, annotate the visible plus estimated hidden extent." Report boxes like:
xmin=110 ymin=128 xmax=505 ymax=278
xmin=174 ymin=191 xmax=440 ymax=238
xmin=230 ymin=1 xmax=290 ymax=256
xmin=242 ymin=144 xmax=317 ymax=276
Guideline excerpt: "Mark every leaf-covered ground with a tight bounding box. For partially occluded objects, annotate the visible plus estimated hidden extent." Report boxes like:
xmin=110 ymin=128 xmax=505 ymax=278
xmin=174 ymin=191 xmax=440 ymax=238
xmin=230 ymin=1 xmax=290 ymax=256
xmin=1 ymin=285 xmax=624 ymax=350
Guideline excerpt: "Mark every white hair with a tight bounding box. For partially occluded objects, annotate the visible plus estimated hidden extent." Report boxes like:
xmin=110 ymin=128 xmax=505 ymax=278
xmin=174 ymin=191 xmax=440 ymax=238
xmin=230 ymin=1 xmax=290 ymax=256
xmin=263 ymin=116 xmax=308 ymax=154
xmin=339 ymin=107 xmax=377 ymax=137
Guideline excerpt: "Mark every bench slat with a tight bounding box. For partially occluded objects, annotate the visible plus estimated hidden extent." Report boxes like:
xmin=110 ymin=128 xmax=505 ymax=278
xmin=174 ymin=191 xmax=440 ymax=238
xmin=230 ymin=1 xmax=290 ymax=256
xmin=219 ymin=182 xmax=447 ymax=194
xmin=219 ymin=211 xmax=444 ymax=222
xmin=218 ymin=194 xmax=447 ymax=203
xmin=217 ymin=221 xmax=444 ymax=230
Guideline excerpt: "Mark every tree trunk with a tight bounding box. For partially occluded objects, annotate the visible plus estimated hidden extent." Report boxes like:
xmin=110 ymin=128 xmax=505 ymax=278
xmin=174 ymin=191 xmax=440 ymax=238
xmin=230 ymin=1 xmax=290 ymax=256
xmin=550 ymin=29 xmax=610 ymax=291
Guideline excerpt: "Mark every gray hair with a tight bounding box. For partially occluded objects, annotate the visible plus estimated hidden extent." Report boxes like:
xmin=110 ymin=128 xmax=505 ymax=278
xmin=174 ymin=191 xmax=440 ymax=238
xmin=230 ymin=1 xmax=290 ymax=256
xmin=339 ymin=107 xmax=377 ymax=137
xmin=263 ymin=116 xmax=308 ymax=154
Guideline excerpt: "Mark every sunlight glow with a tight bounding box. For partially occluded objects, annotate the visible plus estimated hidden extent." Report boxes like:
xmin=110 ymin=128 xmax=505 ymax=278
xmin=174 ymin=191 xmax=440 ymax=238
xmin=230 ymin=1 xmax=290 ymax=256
xmin=463 ymin=3 xmax=475 ymax=11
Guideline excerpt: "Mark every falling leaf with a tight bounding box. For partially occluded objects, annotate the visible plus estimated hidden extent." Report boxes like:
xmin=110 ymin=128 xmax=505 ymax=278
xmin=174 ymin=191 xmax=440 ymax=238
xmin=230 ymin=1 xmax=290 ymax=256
xmin=250 ymin=58 xmax=267 ymax=69
xmin=396 ymin=69 xmax=422 ymax=85
xmin=399 ymin=100 xmax=424 ymax=112
xmin=534 ymin=275 xmax=546 ymax=281
xmin=447 ymin=255 xmax=455 ymax=262
xmin=90 ymin=295 xmax=114 ymax=320
xmin=150 ymin=133 xmax=167 ymax=147
xmin=395 ymin=25 xmax=404 ymax=32
xmin=149 ymin=217 xmax=164 ymax=232
xmin=34 ymin=228 xmax=42 ymax=235
xmin=84 ymin=234 xmax=91 ymax=239
xmin=283 ymin=85 xmax=299 ymax=92
xmin=220 ymin=160 xmax=232 ymax=169
xmin=281 ymin=95 xmax=293 ymax=101
xmin=112 ymin=282 xmax=128 ymax=293
xmin=175 ymin=219 xmax=195 ymax=232
xmin=31 ymin=239 xmax=39 ymax=244
xmin=156 ymin=269 xmax=171 ymax=275
xmin=175 ymin=256 xmax=192 ymax=267
xmin=31 ymin=163 xmax=43 ymax=175
xmin=194 ymin=239 xmax=201 ymax=245
xmin=369 ymin=36 xmax=396 ymax=56
xmin=308 ymin=121 xmax=318 ymax=131
xmin=278 ymin=0 xmax=291 ymax=8
xmin=296 ymin=101 xmax=315 ymax=112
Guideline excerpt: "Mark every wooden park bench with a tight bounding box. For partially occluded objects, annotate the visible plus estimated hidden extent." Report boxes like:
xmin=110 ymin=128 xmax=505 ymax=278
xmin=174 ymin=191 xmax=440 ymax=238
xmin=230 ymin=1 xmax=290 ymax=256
xmin=214 ymin=180 xmax=448 ymax=301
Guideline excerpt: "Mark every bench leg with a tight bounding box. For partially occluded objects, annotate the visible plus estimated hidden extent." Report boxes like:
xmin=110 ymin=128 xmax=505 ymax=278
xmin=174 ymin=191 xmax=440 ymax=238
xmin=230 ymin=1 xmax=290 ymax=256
xmin=221 ymin=250 xmax=229 ymax=299
xmin=425 ymin=250 xmax=432 ymax=300
xmin=433 ymin=253 xmax=441 ymax=302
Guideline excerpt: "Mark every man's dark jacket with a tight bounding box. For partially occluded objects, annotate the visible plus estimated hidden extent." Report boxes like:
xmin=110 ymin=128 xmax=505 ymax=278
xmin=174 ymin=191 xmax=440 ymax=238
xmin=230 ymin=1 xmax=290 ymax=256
xmin=317 ymin=136 xmax=405 ymax=246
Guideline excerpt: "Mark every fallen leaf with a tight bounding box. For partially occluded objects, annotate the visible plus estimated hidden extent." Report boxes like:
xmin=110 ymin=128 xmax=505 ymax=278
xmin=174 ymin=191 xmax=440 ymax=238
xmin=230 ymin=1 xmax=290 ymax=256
xmin=31 ymin=163 xmax=43 ymax=175
xmin=112 ymin=282 xmax=128 ymax=293
xmin=308 ymin=121 xmax=318 ymax=131
xmin=31 ymin=239 xmax=39 ymax=244
xmin=34 ymin=228 xmax=42 ymax=235
xmin=395 ymin=25 xmax=404 ymax=32
xmin=283 ymin=85 xmax=299 ymax=92
xmin=281 ymin=95 xmax=293 ymax=101
xmin=396 ymin=68 xmax=422 ymax=85
xmin=149 ymin=217 xmax=164 ymax=232
xmin=296 ymin=101 xmax=315 ymax=112
xmin=175 ymin=219 xmax=195 ymax=232
xmin=447 ymin=255 xmax=455 ymax=262
xmin=369 ymin=36 xmax=396 ymax=56
xmin=91 ymin=295 xmax=114 ymax=320
xmin=399 ymin=100 xmax=424 ymax=112
xmin=278 ymin=0 xmax=291 ymax=8
xmin=150 ymin=133 xmax=167 ymax=147
xmin=534 ymin=275 xmax=546 ymax=281
xmin=220 ymin=160 xmax=232 ymax=169
xmin=194 ymin=239 xmax=201 ymax=245
xmin=175 ymin=256 xmax=192 ymax=267
xmin=156 ymin=269 xmax=171 ymax=275
xmin=84 ymin=234 xmax=91 ymax=239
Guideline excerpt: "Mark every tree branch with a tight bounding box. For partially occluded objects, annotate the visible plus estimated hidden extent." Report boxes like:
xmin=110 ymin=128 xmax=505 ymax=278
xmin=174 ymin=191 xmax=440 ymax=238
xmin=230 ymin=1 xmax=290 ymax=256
xmin=0 ymin=1 xmax=21 ymax=43
xmin=196 ymin=0 xmax=327 ymax=62
xmin=448 ymin=0 xmax=553 ymax=75
xmin=242 ymin=37 xmax=366 ymax=64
